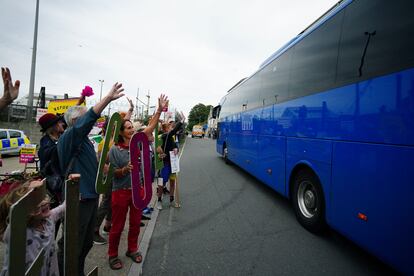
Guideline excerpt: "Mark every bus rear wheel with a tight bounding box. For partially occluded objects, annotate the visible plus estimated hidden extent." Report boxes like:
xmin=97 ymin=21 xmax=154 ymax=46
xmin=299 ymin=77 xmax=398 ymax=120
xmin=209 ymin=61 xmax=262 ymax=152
xmin=292 ymin=169 xmax=326 ymax=234
xmin=223 ymin=146 xmax=230 ymax=164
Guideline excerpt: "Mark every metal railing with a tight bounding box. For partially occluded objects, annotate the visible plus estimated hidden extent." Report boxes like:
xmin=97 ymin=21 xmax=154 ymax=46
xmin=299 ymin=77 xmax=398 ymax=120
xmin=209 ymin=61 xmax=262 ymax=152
xmin=0 ymin=104 xmax=38 ymax=123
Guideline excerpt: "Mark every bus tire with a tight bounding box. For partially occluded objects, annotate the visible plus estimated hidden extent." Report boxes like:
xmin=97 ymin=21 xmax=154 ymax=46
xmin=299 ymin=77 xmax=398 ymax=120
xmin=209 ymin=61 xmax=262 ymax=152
xmin=223 ymin=146 xmax=230 ymax=165
xmin=292 ymin=169 xmax=326 ymax=234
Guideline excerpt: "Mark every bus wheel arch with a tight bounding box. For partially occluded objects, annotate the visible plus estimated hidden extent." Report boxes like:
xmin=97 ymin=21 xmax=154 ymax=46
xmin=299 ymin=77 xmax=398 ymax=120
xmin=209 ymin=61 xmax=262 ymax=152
xmin=289 ymin=165 xmax=327 ymax=234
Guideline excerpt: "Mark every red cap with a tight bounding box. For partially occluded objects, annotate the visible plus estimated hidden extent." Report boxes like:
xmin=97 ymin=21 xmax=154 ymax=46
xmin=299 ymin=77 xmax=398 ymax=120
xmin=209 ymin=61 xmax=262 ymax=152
xmin=39 ymin=113 xmax=62 ymax=132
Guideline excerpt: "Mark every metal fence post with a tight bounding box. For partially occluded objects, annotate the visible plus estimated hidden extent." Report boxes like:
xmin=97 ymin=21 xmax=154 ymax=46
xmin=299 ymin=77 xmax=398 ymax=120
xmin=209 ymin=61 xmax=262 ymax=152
xmin=64 ymin=174 xmax=98 ymax=276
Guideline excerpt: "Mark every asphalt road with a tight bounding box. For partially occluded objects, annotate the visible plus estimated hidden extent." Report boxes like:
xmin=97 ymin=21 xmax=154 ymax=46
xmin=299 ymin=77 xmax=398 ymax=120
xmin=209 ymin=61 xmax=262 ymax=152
xmin=143 ymin=138 xmax=397 ymax=275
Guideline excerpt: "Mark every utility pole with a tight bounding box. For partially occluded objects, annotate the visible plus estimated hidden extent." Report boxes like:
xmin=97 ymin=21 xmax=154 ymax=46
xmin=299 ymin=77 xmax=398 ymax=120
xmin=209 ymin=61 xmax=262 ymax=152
xmin=146 ymin=90 xmax=150 ymax=117
xmin=135 ymin=87 xmax=139 ymax=121
xmin=28 ymin=0 xmax=40 ymax=121
xmin=99 ymin=80 xmax=104 ymax=100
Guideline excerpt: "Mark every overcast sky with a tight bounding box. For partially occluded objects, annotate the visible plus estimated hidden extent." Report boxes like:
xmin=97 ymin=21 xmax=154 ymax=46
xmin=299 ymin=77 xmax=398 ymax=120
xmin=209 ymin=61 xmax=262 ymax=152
xmin=0 ymin=0 xmax=338 ymax=117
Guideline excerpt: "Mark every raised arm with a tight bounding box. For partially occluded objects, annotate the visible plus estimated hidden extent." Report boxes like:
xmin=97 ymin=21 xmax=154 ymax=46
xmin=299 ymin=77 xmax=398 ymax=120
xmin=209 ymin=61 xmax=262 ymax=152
xmin=93 ymin=82 xmax=124 ymax=116
xmin=124 ymin=97 xmax=134 ymax=120
xmin=0 ymin=67 xmax=20 ymax=111
xmin=143 ymin=94 xmax=168 ymax=136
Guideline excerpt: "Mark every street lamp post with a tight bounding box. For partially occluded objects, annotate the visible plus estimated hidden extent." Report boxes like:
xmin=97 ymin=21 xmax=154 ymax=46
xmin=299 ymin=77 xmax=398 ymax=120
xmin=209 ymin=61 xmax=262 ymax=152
xmin=28 ymin=0 xmax=40 ymax=121
xmin=99 ymin=80 xmax=104 ymax=101
xmin=146 ymin=91 xmax=150 ymax=117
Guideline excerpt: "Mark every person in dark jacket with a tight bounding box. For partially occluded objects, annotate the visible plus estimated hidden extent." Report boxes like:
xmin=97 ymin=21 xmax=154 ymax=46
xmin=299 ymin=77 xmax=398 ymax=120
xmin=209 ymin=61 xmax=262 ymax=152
xmin=57 ymin=82 xmax=124 ymax=276
xmin=156 ymin=114 xmax=185 ymax=210
xmin=38 ymin=114 xmax=65 ymax=196
xmin=38 ymin=113 xmax=65 ymax=238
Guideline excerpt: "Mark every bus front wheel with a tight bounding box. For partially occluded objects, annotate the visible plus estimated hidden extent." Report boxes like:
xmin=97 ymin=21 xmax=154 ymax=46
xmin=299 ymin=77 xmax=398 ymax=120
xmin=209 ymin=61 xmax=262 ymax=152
xmin=292 ymin=169 xmax=326 ymax=234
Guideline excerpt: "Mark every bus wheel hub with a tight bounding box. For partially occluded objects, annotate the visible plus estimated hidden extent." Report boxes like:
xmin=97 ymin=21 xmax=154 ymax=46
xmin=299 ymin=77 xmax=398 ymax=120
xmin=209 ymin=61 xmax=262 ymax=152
xmin=304 ymin=190 xmax=315 ymax=209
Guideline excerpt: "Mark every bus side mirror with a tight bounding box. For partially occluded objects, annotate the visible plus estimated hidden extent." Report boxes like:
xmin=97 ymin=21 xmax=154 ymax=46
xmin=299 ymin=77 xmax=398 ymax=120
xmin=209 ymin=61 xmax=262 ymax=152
xmin=212 ymin=105 xmax=221 ymax=119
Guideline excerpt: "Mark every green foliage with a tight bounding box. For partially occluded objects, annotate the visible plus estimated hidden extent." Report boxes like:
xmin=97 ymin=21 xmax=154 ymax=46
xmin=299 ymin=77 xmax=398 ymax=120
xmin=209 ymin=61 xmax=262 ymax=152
xmin=187 ymin=103 xmax=212 ymax=130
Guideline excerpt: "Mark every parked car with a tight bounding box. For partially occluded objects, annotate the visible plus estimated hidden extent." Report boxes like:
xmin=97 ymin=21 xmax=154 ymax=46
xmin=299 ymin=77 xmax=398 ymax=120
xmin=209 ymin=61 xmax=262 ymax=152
xmin=0 ymin=129 xmax=31 ymax=155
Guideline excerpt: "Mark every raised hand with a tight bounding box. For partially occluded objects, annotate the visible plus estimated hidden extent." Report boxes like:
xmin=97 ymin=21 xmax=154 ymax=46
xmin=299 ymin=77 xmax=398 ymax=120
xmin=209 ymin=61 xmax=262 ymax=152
xmin=106 ymin=82 xmax=124 ymax=101
xmin=93 ymin=82 xmax=125 ymax=115
xmin=157 ymin=94 xmax=169 ymax=112
xmin=1 ymin=67 xmax=20 ymax=104
xmin=127 ymin=97 xmax=134 ymax=110
xmin=179 ymin=111 xmax=186 ymax=123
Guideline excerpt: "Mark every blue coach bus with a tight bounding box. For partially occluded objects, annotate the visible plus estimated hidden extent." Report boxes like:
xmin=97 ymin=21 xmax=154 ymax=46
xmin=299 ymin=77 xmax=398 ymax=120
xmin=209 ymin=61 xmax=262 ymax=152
xmin=213 ymin=0 xmax=413 ymax=274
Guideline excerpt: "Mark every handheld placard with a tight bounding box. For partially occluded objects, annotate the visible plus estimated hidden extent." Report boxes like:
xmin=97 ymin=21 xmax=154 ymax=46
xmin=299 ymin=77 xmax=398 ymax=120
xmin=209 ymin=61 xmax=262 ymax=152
xmin=95 ymin=112 xmax=122 ymax=194
xmin=130 ymin=132 xmax=152 ymax=209
xmin=154 ymin=123 xmax=164 ymax=171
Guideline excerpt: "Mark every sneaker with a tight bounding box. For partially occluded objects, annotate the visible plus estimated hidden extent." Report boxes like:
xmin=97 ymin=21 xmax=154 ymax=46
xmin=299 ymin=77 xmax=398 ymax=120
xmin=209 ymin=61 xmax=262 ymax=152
xmin=163 ymin=187 xmax=170 ymax=194
xmin=156 ymin=201 xmax=163 ymax=210
xmin=93 ymin=232 xmax=107 ymax=245
xmin=102 ymin=225 xmax=111 ymax=235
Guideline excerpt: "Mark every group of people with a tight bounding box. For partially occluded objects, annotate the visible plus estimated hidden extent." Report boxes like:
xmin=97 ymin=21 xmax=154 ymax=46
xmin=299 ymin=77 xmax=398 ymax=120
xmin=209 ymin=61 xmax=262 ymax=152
xmin=0 ymin=67 xmax=186 ymax=275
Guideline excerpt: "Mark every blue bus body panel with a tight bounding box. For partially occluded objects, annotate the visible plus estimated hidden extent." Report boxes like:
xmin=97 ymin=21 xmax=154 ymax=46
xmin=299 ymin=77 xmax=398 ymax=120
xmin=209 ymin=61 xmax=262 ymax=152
xmin=331 ymin=142 xmax=413 ymax=274
xmin=256 ymin=135 xmax=286 ymax=195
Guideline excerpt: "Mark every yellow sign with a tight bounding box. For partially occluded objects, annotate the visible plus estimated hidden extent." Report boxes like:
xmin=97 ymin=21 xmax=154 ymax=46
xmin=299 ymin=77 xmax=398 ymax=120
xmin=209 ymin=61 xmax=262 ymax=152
xmin=47 ymin=98 xmax=85 ymax=114
xmin=20 ymin=146 xmax=36 ymax=155
xmin=19 ymin=144 xmax=37 ymax=163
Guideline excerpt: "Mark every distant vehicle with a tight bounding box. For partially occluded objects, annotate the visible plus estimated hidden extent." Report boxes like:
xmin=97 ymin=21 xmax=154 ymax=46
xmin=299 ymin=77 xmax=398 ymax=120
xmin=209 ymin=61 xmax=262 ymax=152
xmin=213 ymin=0 xmax=414 ymax=274
xmin=0 ymin=129 xmax=31 ymax=155
xmin=191 ymin=125 xmax=204 ymax=138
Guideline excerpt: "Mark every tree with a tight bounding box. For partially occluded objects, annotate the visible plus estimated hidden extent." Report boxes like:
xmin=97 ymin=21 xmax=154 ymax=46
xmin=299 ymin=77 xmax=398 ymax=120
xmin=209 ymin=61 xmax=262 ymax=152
xmin=187 ymin=103 xmax=212 ymax=130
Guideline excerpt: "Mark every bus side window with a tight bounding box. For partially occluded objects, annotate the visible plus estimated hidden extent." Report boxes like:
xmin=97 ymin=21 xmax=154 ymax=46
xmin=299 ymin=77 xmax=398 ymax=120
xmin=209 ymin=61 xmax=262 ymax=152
xmin=336 ymin=0 xmax=414 ymax=84
xmin=288 ymin=10 xmax=342 ymax=99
